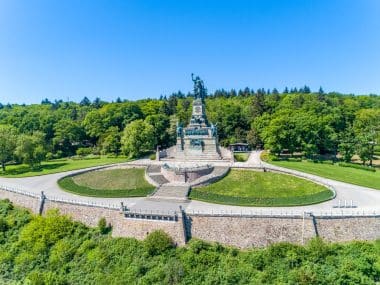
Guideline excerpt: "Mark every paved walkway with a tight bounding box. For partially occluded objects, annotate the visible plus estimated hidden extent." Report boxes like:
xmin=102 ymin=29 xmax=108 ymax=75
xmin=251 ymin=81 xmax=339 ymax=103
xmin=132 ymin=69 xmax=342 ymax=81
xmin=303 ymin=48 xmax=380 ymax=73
xmin=0 ymin=151 xmax=379 ymax=214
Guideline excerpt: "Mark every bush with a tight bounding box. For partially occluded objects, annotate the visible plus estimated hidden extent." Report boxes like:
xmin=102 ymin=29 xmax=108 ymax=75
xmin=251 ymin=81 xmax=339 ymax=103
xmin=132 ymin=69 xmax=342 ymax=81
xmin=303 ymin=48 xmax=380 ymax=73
xmin=338 ymin=162 xmax=376 ymax=172
xmin=45 ymin=152 xmax=54 ymax=161
xmin=76 ymin=147 xmax=93 ymax=157
xmin=97 ymin=217 xmax=111 ymax=234
xmin=234 ymin=153 xmax=249 ymax=162
xmin=149 ymin=153 xmax=156 ymax=160
xmin=144 ymin=230 xmax=174 ymax=255
xmin=0 ymin=218 xmax=8 ymax=232
xmin=307 ymin=159 xmax=334 ymax=165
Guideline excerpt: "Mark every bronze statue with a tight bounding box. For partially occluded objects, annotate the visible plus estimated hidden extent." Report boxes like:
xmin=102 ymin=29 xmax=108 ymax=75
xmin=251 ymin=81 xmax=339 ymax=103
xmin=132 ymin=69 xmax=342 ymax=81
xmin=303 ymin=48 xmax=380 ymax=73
xmin=191 ymin=73 xmax=207 ymax=100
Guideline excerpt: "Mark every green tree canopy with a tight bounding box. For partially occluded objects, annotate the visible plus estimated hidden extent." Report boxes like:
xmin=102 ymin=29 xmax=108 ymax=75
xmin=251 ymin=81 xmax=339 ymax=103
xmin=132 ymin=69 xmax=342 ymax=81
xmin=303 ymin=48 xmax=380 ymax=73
xmin=121 ymin=120 xmax=155 ymax=158
xmin=0 ymin=125 xmax=18 ymax=171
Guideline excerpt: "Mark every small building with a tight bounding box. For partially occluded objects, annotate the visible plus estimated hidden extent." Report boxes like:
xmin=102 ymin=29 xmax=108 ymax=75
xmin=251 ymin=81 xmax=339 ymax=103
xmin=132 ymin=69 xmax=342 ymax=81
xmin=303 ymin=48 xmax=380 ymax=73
xmin=229 ymin=143 xmax=249 ymax=152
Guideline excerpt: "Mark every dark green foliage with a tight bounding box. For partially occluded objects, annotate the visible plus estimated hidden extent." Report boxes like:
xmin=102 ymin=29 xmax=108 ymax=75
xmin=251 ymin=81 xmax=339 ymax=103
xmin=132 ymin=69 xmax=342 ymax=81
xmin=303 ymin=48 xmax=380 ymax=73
xmin=338 ymin=162 xmax=376 ymax=172
xmin=97 ymin=217 xmax=111 ymax=234
xmin=144 ymin=230 xmax=174 ymax=255
xmin=0 ymin=199 xmax=380 ymax=284
xmin=0 ymin=91 xmax=379 ymax=173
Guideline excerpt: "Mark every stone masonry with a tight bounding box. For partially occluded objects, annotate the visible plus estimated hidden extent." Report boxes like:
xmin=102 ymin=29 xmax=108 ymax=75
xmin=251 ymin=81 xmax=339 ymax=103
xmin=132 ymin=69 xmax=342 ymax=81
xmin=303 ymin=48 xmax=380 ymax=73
xmin=1 ymin=189 xmax=380 ymax=249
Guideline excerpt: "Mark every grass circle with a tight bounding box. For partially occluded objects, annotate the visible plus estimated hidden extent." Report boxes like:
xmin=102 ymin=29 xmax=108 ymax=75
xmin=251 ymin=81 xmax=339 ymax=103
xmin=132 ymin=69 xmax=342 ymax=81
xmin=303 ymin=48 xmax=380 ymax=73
xmin=190 ymin=169 xmax=334 ymax=206
xmin=58 ymin=168 xmax=155 ymax=198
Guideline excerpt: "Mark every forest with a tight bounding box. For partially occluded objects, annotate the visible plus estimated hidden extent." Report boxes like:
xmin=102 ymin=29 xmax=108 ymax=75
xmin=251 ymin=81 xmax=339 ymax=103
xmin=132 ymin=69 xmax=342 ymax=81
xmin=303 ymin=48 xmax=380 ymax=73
xmin=0 ymin=87 xmax=379 ymax=170
xmin=0 ymin=199 xmax=379 ymax=284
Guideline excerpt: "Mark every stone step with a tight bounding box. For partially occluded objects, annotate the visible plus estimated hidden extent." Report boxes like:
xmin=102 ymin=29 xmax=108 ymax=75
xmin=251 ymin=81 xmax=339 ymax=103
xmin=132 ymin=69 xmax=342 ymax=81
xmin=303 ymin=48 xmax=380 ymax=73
xmin=150 ymin=185 xmax=190 ymax=201
xmin=147 ymin=174 xmax=169 ymax=185
xmin=147 ymin=165 xmax=161 ymax=173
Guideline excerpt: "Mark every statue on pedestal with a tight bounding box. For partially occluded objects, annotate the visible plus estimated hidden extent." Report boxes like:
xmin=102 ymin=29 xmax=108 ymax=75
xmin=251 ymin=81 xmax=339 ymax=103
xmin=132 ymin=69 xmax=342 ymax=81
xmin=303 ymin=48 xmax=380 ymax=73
xmin=191 ymin=73 xmax=207 ymax=100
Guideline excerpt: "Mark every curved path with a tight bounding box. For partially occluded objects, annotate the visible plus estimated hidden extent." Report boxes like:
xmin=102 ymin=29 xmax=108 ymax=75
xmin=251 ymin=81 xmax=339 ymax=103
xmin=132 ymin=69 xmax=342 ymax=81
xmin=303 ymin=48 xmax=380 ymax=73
xmin=0 ymin=152 xmax=380 ymax=215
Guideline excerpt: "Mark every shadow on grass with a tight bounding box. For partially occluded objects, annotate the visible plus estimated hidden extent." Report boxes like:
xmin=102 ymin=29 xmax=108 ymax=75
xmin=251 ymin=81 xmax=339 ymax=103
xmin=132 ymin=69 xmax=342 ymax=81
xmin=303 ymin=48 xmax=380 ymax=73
xmin=2 ymin=163 xmax=68 ymax=176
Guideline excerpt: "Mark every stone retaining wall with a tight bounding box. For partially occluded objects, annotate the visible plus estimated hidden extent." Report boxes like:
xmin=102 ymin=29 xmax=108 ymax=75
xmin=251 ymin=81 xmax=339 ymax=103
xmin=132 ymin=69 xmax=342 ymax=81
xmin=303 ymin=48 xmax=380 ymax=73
xmin=0 ymin=190 xmax=40 ymax=213
xmin=43 ymin=200 xmax=186 ymax=245
xmin=315 ymin=216 xmax=380 ymax=242
xmin=1 ymin=189 xmax=379 ymax=248
xmin=186 ymin=214 xmax=380 ymax=248
xmin=187 ymin=215 xmax=316 ymax=248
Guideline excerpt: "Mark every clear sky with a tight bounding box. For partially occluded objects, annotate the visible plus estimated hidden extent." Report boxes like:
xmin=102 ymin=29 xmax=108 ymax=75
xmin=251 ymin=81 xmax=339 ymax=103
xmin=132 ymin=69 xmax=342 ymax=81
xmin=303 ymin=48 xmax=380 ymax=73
xmin=1 ymin=0 xmax=379 ymax=104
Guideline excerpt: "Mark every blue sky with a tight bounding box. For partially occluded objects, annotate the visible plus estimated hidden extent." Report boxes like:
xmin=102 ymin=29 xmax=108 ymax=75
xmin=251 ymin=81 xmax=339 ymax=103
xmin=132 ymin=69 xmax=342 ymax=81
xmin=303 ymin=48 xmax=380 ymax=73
xmin=0 ymin=0 xmax=379 ymax=104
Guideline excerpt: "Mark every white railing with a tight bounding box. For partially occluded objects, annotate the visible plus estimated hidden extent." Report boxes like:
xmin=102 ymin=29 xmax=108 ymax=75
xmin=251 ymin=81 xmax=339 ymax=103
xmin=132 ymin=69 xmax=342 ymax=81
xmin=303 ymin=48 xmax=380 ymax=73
xmin=0 ymin=184 xmax=378 ymax=218
xmin=0 ymin=185 xmax=119 ymax=210
xmin=0 ymin=185 xmax=39 ymax=198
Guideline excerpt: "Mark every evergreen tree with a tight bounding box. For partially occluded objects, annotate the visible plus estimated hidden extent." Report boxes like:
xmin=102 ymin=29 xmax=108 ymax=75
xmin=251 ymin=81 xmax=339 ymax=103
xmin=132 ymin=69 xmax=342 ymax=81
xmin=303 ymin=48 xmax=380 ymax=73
xmin=251 ymin=92 xmax=266 ymax=118
xmin=41 ymin=98 xmax=52 ymax=105
xmin=80 ymin=97 xmax=91 ymax=106
xmin=92 ymin=97 xmax=102 ymax=108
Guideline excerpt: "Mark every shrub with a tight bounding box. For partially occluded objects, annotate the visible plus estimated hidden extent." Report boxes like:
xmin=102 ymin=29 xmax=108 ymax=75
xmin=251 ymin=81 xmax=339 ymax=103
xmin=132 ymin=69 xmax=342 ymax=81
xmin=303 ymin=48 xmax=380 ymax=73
xmin=144 ymin=230 xmax=174 ymax=256
xmin=76 ymin=147 xmax=93 ymax=157
xmin=97 ymin=217 xmax=111 ymax=234
xmin=338 ymin=162 xmax=376 ymax=172
xmin=149 ymin=153 xmax=156 ymax=160
xmin=234 ymin=153 xmax=249 ymax=162
xmin=307 ymin=159 xmax=334 ymax=165
xmin=45 ymin=152 xmax=54 ymax=161
xmin=0 ymin=218 xmax=8 ymax=232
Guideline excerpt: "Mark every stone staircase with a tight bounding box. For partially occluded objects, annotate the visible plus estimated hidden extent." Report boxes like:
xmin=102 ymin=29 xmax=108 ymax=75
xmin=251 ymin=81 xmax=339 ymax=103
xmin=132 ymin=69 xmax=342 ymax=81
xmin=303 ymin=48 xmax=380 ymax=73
xmin=149 ymin=184 xmax=191 ymax=202
xmin=146 ymin=165 xmax=169 ymax=186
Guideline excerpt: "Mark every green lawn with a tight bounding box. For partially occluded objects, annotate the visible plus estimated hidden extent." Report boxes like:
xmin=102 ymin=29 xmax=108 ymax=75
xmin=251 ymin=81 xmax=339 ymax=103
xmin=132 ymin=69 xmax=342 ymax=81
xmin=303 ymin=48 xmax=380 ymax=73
xmin=58 ymin=168 xmax=155 ymax=197
xmin=0 ymin=157 xmax=130 ymax=178
xmin=268 ymin=160 xmax=380 ymax=190
xmin=190 ymin=169 xmax=333 ymax=206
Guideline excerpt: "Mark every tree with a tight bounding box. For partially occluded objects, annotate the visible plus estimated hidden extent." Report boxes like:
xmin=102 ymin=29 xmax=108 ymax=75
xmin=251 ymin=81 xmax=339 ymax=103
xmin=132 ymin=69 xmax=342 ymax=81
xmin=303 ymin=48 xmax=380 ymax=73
xmin=261 ymin=112 xmax=298 ymax=155
xmin=251 ymin=92 xmax=266 ymax=118
xmin=53 ymin=119 xmax=86 ymax=156
xmin=145 ymin=114 xmax=171 ymax=148
xmin=144 ymin=230 xmax=174 ymax=256
xmin=80 ymin=97 xmax=91 ymax=106
xmin=246 ymin=128 xmax=262 ymax=149
xmin=353 ymin=109 xmax=380 ymax=165
xmin=121 ymin=120 xmax=155 ymax=158
xmin=92 ymin=97 xmax=103 ymax=109
xmin=101 ymin=126 xmax=121 ymax=155
xmin=0 ymin=125 xmax=18 ymax=171
xmin=338 ymin=128 xmax=356 ymax=162
xmin=15 ymin=132 xmax=47 ymax=168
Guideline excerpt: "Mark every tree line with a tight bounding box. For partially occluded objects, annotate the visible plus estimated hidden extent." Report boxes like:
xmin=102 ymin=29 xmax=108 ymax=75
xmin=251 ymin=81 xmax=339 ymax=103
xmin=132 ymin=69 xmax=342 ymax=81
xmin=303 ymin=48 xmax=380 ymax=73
xmin=0 ymin=88 xmax=379 ymax=170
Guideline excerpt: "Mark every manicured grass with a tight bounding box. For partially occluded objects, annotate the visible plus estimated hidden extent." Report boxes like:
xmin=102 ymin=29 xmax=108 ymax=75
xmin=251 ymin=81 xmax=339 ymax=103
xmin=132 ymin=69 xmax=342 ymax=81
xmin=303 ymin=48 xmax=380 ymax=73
xmin=58 ymin=168 xmax=155 ymax=197
xmin=190 ymin=169 xmax=333 ymax=206
xmin=268 ymin=160 xmax=380 ymax=190
xmin=0 ymin=157 xmax=129 ymax=178
xmin=234 ymin=152 xmax=250 ymax=162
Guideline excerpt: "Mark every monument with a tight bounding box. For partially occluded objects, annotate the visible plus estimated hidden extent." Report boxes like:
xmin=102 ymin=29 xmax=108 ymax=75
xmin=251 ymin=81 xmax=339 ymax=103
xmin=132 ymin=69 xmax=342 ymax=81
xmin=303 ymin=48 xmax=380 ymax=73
xmin=174 ymin=74 xmax=222 ymax=160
